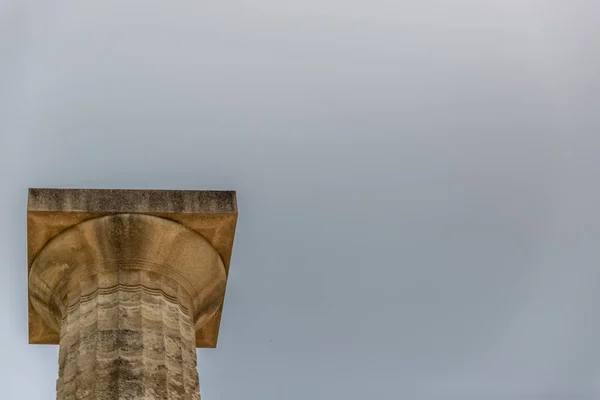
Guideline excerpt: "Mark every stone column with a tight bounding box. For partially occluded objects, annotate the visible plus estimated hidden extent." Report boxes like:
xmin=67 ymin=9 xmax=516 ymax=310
xmin=29 ymin=213 xmax=228 ymax=400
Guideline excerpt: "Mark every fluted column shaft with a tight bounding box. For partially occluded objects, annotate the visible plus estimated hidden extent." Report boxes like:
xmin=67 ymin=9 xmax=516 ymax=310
xmin=57 ymin=271 xmax=200 ymax=400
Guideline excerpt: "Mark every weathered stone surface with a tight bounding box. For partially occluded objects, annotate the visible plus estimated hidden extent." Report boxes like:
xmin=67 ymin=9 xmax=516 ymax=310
xmin=28 ymin=204 xmax=235 ymax=399
xmin=28 ymin=188 xmax=236 ymax=214
xmin=57 ymin=277 xmax=200 ymax=400
xmin=28 ymin=188 xmax=238 ymax=348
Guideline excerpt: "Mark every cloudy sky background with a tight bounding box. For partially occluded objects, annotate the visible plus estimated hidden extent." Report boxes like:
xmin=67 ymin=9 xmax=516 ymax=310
xmin=1 ymin=1 xmax=600 ymax=398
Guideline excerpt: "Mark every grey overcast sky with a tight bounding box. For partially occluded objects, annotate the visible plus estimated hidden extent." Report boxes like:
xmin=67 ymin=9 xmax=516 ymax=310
xmin=1 ymin=0 xmax=600 ymax=399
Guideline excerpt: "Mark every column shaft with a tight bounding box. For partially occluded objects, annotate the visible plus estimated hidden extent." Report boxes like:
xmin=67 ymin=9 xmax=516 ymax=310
xmin=56 ymin=275 xmax=200 ymax=399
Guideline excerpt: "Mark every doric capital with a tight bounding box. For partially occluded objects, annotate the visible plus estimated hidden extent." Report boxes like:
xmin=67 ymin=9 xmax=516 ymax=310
xmin=27 ymin=188 xmax=238 ymax=347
